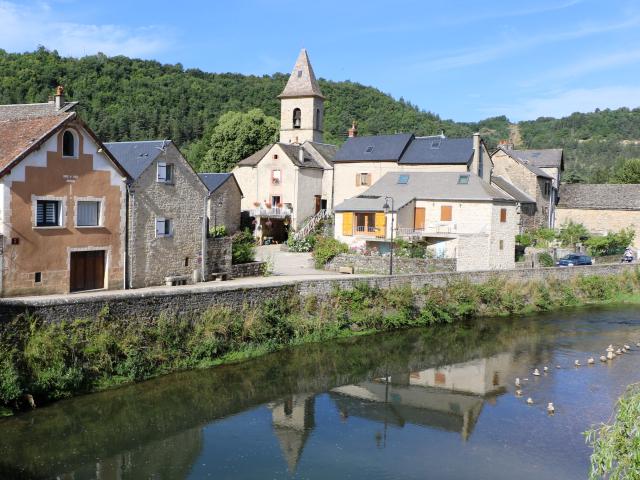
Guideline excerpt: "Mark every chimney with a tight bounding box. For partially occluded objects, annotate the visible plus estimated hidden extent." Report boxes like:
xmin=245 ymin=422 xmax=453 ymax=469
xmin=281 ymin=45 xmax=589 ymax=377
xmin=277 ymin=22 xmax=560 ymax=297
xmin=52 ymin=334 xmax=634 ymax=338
xmin=498 ymin=139 xmax=514 ymax=150
xmin=54 ymin=85 xmax=64 ymax=110
xmin=348 ymin=120 xmax=358 ymax=138
xmin=299 ymin=146 xmax=305 ymax=163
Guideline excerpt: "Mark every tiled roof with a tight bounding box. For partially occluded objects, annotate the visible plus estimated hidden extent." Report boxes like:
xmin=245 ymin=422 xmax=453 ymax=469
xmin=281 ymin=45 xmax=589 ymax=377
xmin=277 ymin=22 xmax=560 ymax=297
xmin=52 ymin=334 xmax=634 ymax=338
xmin=558 ymin=184 xmax=640 ymax=210
xmin=198 ymin=173 xmax=233 ymax=193
xmin=0 ymin=113 xmax=75 ymax=173
xmin=278 ymin=49 xmax=324 ymax=99
xmin=306 ymin=142 xmax=338 ymax=164
xmin=335 ymin=133 xmax=414 ymax=162
xmin=104 ymin=140 xmax=168 ymax=180
xmin=0 ymin=101 xmax=77 ymax=120
xmin=496 ymin=147 xmax=553 ymax=179
xmin=506 ymin=148 xmax=563 ymax=170
xmin=335 ymin=171 xmax=513 ymax=212
xmin=237 ymin=144 xmax=273 ymax=166
xmin=237 ymin=142 xmax=335 ymax=169
xmin=491 ymin=176 xmax=536 ymax=203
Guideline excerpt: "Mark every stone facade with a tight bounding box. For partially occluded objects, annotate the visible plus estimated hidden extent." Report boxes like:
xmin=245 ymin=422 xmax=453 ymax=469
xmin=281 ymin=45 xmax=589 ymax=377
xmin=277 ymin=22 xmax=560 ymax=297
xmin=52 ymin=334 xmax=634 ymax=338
xmin=231 ymin=261 xmax=266 ymax=278
xmin=205 ymin=237 xmax=232 ymax=278
xmin=127 ymin=143 xmax=208 ymax=287
xmin=556 ymin=208 xmax=640 ymax=249
xmin=0 ymin=264 xmax=633 ymax=324
xmin=325 ymin=254 xmax=456 ymax=274
xmin=207 ymin=178 xmax=242 ymax=235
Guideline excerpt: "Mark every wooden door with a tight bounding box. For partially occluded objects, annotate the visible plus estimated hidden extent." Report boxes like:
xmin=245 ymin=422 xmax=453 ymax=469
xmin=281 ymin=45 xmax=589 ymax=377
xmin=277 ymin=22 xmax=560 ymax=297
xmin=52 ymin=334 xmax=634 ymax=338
xmin=314 ymin=195 xmax=321 ymax=214
xmin=414 ymin=207 xmax=425 ymax=229
xmin=70 ymin=251 xmax=105 ymax=292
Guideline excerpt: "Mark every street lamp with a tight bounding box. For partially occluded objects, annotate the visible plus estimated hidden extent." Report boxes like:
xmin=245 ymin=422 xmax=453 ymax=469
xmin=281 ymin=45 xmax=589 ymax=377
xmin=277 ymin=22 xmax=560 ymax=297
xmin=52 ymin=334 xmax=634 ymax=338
xmin=382 ymin=196 xmax=394 ymax=276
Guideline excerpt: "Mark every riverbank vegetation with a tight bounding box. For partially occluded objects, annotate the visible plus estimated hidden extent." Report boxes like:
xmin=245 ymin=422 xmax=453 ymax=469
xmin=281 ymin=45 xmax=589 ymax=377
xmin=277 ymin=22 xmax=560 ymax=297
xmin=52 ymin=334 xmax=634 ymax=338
xmin=1 ymin=269 xmax=640 ymax=414
xmin=586 ymin=383 xmax=640 ymax=480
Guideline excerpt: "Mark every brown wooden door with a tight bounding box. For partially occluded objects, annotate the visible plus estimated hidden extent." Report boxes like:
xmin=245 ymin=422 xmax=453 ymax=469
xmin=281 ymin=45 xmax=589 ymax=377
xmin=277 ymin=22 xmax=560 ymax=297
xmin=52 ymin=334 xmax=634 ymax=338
xmin=70 ymin=251 xmax=105 ymax=292
xmin=314 ymin=195 xmax=322 ymax=213
xmin=414 ymin=207 xmax=425 ymax=229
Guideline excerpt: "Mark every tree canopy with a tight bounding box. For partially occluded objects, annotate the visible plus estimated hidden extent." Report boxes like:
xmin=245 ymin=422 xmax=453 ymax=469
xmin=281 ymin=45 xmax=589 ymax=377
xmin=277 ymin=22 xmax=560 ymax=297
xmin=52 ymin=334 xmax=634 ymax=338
xmin=610 ymin=158 xmax=640 ymax=184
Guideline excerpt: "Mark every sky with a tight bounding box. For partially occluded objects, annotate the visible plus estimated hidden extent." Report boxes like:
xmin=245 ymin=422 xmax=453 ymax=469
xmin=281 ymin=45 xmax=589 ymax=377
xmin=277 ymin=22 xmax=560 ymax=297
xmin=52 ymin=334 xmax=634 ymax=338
xmin=1 ymin=0 xmax=640 ymax=122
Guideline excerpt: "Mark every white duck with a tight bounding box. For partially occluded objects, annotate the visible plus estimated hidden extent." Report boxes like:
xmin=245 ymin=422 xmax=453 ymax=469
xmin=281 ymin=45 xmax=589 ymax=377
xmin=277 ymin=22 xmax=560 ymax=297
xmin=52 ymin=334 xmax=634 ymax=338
xmin=527 ymin=397 xmax=534 ymax=405
xmin=533 ymin=369 xmax=541 ymax=376
xmin=600 ymin=355 xmax=607 ymax=362
xmin=588 ymin=358 xmax=595 ymax=365
xmin=574 ymin=360 xmax=581 ymax=367
xmin=607 ymin=351 xmax=615 ymax=360
xmin=515 ymin=377 xmax=521 ymax=387
xmin=547 ymin=402 xmax=555 ymax=414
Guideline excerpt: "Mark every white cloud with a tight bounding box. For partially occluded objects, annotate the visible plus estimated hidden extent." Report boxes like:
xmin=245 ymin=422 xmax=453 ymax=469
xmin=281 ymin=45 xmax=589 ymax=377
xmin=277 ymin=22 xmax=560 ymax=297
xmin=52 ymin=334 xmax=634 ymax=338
xmin=492 ymin=86 xmax=640 ymax=121
xmin=0 ymin=1 xmax=171 ymax=57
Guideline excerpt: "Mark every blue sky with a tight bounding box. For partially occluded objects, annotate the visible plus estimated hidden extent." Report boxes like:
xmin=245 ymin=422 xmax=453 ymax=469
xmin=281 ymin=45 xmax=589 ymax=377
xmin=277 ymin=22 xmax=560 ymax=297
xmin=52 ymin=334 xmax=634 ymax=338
xmin=2 ymin=0 xmax=640 ymax=122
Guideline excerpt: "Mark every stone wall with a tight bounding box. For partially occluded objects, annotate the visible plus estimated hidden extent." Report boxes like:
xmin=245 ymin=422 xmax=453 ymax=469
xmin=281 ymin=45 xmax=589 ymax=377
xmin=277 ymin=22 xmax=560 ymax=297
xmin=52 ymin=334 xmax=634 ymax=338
xmin=205 ymin=237 xmax=232 ymax=278
xmin=1 ymin=263 xmax=634 ymax=325
xmin=208 ymin=179 xmax=242 ymax=235
xmin=231 ymin=261 xmax=266 ymax=278
xmin=325 ymin=254 xmax=456 ymax=274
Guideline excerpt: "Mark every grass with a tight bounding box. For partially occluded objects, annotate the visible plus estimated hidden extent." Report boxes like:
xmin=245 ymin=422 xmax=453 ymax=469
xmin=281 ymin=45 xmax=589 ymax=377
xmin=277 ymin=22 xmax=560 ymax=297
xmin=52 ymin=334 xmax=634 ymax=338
xmin=2 ymin=269 xmax=640 ymax=414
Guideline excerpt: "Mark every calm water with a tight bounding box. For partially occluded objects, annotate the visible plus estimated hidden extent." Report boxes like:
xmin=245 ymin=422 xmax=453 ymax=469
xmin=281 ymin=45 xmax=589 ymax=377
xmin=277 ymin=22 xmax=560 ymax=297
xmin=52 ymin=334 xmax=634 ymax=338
xmin=2 ymin=306 xmax=640 ymax=479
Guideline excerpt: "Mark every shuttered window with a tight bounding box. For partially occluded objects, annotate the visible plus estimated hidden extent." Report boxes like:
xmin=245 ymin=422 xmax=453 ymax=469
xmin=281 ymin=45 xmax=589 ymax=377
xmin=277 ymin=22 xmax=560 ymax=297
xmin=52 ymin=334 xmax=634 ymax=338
xmin=77 ymin=201 xmax=100 ymax=226
xmin=156 ymin=218 xmax=172 ymax=237
xmin=356 ymin=173 xmax=371 ymax=186
xmin=342 ymin=212 xmax=353 ymax=236
xmin=500 ymin=208 xmax=507 ymax=223
xmin=157 ymin=163 xmax=174 ymax=183
xmin=374 ymin=212 xmax=386 ymax=238
xmin=36 ymin=200 xmax=60 ymax=227
xmin=440 ymin=205 xmax=452 ymax=222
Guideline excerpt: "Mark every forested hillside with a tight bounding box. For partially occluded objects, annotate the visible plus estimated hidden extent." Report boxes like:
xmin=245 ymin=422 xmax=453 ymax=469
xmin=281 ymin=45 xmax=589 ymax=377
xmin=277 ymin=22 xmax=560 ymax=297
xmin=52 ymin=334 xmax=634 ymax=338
xmin=1 ymin=48 xmax=638 ymax=179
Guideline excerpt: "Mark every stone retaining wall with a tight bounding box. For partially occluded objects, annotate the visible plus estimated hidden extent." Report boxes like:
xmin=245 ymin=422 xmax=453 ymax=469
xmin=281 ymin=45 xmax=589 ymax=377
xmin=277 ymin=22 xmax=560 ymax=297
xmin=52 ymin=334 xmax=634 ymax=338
xmin=231 ymin=261 xmax=266 ymax=278
xmin=0 ymin=264 xmax=634 ymax=324
xmin=205 ymin=237 xmax=232 ymax=278
xmin=325 ymin=254 xmax=456 ymax=274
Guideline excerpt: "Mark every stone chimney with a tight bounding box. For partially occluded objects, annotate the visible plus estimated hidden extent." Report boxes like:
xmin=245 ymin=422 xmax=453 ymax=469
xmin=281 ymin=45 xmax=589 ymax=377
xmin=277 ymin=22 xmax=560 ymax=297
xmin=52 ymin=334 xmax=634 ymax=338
xmin=348 ymin=120 xmax=358 ymax=138
xmin=54 ymin=85 xmax=64 ymax=110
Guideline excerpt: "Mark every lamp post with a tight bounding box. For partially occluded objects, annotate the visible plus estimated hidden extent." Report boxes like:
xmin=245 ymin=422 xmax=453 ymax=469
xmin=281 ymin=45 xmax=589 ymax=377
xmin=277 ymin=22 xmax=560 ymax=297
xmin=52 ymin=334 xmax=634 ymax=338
xmin=382 ymin=196 xmax=394 ymax=276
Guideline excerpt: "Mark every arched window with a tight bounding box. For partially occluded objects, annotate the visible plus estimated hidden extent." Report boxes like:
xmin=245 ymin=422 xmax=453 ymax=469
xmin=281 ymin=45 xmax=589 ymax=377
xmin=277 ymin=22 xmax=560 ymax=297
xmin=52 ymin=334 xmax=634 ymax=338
xmin=62 ymin=130 xmax=75 ymax=157
xmin=292 ymin=108 xmax=301 ymax=129
xmin=316 ymin=108 xmax=321 ymax=130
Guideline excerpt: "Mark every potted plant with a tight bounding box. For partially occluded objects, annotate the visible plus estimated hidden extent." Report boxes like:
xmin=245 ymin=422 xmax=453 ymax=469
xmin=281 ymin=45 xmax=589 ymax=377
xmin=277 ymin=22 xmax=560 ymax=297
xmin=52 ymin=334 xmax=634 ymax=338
xmin=253 ymin=201 xmax=260 ymax=207
xmin=265 ymin=201 xmax=272 ymax=208
xmin=277 ymin=202 xmax=284 ymax=208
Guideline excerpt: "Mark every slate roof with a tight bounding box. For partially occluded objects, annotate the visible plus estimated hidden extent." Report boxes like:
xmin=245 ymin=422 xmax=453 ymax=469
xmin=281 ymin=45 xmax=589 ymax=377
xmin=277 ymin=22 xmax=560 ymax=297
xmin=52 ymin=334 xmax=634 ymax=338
xmin=558 ymin=184 xmax=640 ymax=210
xmin=237 ymin=144 xmax=272 ymax=167
xmin=334 ymin=133 xmax=414 ymax=162
xmin=198 ymin=173 xmax=244 ymax=197
xmin=0 ymin=112 xmax=76 ymax=173
xmin=0 ymin=101 xmax=77 ymax=121
xmin=237 ymin=142 xmax=334 ymax=169
xmin=306 ymin=142 xmax=338 ymax=163
xmin=335 ymin=171 xmax=513 ymax=212
xmin=278 ymin=49 xmax=324 ymax=99
xmin=506 ymin=148 xmax=563 ymax=170
xmin=335 ymin=134 xmax=475 ymax=165
xmin=104 ymin=140 xmax=169 ymax=179
xmin=496 ymin=147 xmax=553 ymax=179
xmin=491 ymin=176 xmax=536 ymax=203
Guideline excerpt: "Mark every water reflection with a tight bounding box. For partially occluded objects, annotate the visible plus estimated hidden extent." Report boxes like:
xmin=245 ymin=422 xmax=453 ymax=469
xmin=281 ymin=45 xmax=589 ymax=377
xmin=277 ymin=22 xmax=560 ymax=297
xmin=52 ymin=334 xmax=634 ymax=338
xmin=1 ymin=306 xmax=639 ymax=479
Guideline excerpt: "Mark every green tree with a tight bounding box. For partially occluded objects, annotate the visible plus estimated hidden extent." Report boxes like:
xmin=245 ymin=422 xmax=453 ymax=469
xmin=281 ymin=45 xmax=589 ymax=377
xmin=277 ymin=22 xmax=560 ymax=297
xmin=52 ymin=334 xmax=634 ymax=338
xmin=611 ymin=158 xmax=640 ymax=183
xmin=199 ymin=109 xmax=278 ymax=172
xmin=557 ymin=221 xmax=590 ymax=247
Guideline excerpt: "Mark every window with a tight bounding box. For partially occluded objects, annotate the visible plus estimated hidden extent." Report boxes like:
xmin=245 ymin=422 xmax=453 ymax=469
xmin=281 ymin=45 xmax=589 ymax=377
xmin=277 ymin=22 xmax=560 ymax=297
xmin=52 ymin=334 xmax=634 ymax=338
xmin=357 ymin=173 xmax=371 ymax=186
xmin=431 ymin=140 xmax=441 ymax=149
xmin=500 ymin=208 xmax=507 ymax=223
xmin=62 ymin=130 xmax=75 ymax=157
xmin=293 ymin=108 xmax=301 ymax=129
xmin=273 ymin=154 xmax=278 ymax=160
xmin=297 ymin=70 xmax=302 ymax=78
xmin=440 ymin=205 xmax=452 ymax=221
xmin=36 ymin=200 xmax=61 ymax=227
xmin=272 ymin=195 xmax=281 ymax=207
xmin=34 ymin=272 xmax=42 ymax=283
xmin=457 ymin=175 xmax=470 ymax=185
xmin=365 ymin=145 xmax=374 ymax=153
xmin=397 ymin=174 xmax=410 ymax=184
xmin=77 ymin=201 xmax=100 ymax=227
xmin=184 ymin=257 xmax=190 ymax=267
xmin=499 ymin=239 xmax=504 ymax=250
xmin=157 ymin=163 xmax=173 ymax=183
xmin=156 ymin=218 xmax=172 ymax=237
xmin=543 ymin=181 xmax=551 ymax=196
xmin=272 ymin=170 xmax=281 ymax=185
xmin=316 ymin=108 xmax=321 ymax=129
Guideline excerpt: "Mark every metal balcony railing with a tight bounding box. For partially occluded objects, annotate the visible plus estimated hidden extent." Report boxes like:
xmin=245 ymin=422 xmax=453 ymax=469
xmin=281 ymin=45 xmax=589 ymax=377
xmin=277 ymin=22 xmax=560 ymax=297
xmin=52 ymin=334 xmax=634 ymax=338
xmin=249 ymin=207 xmax=292 ymax=218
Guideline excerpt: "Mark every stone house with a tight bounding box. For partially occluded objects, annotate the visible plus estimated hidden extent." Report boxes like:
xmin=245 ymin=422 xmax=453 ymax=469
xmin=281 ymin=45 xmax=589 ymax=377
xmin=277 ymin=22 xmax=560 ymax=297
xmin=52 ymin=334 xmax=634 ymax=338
xmin=332 ymin=132 xmax=493 ymax=206
xmin=334 ymin=171 xmax=518 ymax=271
xmin=105 ymin=140 xmax=209 ymax=288
xmin=233 ymin=49 xmax=337 ymax=242
xmin=198 ymin=173 xmax=243 ymax=235
xmin=491 ymin=145 xmax=564 ymax=229
xmin=0 ymin=88 xmax=129 ymax=296
xmin=556 ymin=184 xmax=640 ymax=249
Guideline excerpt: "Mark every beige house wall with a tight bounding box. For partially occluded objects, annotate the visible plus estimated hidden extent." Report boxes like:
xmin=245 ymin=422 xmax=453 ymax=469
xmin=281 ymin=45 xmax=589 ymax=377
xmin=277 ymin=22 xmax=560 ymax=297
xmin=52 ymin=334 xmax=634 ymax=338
xmin=128 ymin=143 xmax=208 ymax=288
xmin=556 ymin=208 xmax=640 ymax=249
xmin=333 ymin=162 xmax=468 ymax=206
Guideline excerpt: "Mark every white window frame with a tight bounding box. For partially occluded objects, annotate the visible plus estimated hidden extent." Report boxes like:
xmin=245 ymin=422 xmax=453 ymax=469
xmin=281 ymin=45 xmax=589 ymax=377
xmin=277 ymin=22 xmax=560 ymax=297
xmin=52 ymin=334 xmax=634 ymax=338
xmin=61 ymin=129 xmax=79 ymax=158
xmin=358 ymin=172 xmax=371 ymax=186
xmin=271 ymin=169 xmax=281 ymax=185
xmin=75 ymin=196 xmax=105 ymax=228
xmin=157 ymin=162 xmax=174 ymax=184
xmin=32 ymin=195 xmax=66 ymax=229
xmin=156 ymin=217 xmax=173 ymax=238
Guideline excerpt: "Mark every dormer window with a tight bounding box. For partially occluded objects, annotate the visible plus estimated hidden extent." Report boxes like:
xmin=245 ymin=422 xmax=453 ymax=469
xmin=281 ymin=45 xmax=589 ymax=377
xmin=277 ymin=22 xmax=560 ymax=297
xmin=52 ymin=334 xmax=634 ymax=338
xmin=431 ymin=140 xmax=441 ymax=149
xmin=365 ymin=145 xmax=374 ymax=153
xmin=457 ymin=174 xmax=470 ymax=185
xmin=62 ymin=130 xmax=76 ymax=157
xmin=293 ymin=108 xmax=301 ymax=129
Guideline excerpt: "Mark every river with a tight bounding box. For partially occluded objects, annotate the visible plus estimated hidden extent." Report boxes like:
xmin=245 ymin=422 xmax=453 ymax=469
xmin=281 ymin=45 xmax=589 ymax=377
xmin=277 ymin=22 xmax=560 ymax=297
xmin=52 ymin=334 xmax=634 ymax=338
xmin=1 ymin=305 xmax=639 ymax=479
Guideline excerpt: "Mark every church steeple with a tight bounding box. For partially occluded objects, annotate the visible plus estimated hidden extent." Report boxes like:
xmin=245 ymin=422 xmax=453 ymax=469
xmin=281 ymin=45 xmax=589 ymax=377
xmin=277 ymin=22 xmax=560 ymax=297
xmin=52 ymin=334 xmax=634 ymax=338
xmin=279 ymin=49 xmax=324 ymax=144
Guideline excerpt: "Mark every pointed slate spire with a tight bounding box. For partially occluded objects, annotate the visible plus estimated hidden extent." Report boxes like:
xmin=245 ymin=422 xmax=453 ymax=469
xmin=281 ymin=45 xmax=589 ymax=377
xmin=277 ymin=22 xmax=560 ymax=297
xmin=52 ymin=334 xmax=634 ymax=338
xmin=278 ymin=49 xmax=324 ymax=99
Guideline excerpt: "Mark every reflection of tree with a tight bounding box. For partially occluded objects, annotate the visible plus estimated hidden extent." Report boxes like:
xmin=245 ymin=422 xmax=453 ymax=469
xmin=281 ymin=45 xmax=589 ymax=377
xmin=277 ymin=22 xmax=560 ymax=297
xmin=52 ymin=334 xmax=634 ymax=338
xmin=0 ymin=314 xmax=549 ymax=478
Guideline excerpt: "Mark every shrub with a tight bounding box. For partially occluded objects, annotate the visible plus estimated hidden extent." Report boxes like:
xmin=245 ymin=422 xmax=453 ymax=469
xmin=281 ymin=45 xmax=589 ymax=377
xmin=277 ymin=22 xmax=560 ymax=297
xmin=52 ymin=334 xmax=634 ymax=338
xmin=209 ymin=225 xmax=227 ymax=238
xmin=287 ymin=235 xmax=315 ymax=252
xmin=538 ymin=252 xmax=555 ymax=267
xmin=557 ymin=221 xmax=590 ymax=247
xmin=232 ymin=229 xmax=256 ymax=264
xmin=585 ymin=228 xmax=635 ymax=257
xmin=394 ymin=239 xmax=427 ymax=258
xmin=516 ymin=232 xmax=534 ymax=247
xmin=312 ymin=236 xmax=349 ymax=268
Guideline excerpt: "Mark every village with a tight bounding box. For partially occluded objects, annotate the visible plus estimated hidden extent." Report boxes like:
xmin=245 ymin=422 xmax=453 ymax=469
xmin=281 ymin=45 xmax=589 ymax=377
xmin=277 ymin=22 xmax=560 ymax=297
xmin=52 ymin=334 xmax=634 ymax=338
xmin=0 ymin=49 xmax=636 ymax=298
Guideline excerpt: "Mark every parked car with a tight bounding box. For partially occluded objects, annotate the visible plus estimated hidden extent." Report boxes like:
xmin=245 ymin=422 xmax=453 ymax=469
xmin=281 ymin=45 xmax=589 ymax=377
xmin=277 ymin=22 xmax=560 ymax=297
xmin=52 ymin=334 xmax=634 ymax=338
xmin=556 ymin=254 xmax=593 ymax=267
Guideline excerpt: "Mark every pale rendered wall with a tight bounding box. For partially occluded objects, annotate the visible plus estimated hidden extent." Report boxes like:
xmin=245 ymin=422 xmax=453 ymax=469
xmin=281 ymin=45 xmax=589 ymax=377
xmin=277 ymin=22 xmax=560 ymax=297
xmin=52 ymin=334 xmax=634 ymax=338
xmin=294 ymin=167 xmax=323 ymax=229
xmin=233 ymin=165 xmax=258 ymax=212
xmin=556 ymin=208 xmax=640 ymax=249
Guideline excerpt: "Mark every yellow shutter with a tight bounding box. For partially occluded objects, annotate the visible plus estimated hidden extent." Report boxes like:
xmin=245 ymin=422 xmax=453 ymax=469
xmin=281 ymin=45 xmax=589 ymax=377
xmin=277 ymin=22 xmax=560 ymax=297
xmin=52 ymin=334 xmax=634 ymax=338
xmin=342 ymin=212 xmax=353 ymax=236
xmin=374 ymin=212 xmax=386 ymax=238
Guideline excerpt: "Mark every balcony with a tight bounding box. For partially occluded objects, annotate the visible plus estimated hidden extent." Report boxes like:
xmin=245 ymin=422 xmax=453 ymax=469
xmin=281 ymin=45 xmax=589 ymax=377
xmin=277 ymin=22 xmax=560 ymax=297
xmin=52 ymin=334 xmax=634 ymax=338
xmin=354 ymin=225 xmax=385 ymax=238
xmin=249 ymin=207 xmax=292 ymax=218
xmin=396 ymin=222 xmax=489 ymax=238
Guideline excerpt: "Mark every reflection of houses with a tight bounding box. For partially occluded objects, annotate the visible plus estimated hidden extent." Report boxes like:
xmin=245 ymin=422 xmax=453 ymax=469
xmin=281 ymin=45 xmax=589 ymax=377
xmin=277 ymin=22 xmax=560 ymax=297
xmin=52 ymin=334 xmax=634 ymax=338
xmin=233 ymin=49 xmax=336 ymax=243
xmin=330 ymin=354 xmax=511 ymax=441
xmin=270 ymin=394 xmax=316 ymax=473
